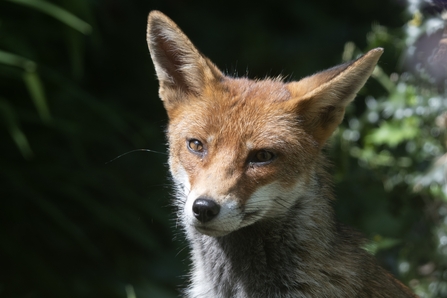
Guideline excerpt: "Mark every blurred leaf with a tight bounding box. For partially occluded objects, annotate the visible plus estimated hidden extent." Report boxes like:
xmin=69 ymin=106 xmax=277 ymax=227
xmin=6 ymin=0 xmax=91 ymax=34
xmin=366 ymin=120 xmax=419 ymax=147
xmin=342 ymin=41 xmax=356 ymax=62
xmin=23 ymin=69 xmax=51 ymax=123
xmin=363 ymin=235 xmax=402 ymax=255
xmin=372 ymin=65 xmax=395 ymax=93
xmin=0 ymin=50 xmax=51 ymax=123
xmin=66 ymin=28 xmax=85 ymax=78
xmin=125 ymin=284 xmax=136 ymax=298
xmin=0 ymin=98 xmax=33 ymax=159
xmin=0 ymin=49 xmax=36 ymax=70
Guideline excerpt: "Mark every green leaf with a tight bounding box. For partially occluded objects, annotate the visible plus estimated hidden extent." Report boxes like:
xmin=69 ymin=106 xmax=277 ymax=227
xmin=23 ymin=70 xmax=52 ymax=123
xmin=0 ymin=49 xmax=36 ymax=70
xmin=363 ymin=235 xmax=402 ymax=255
xmin=126 ymin=285 xmax=137 ymax=298
xmin=366 ymin=120 xmax=419 ymax=147
xmin=0 ymin=50 xmax=52 ymax=123
xmin=0 ymin=98 xmax=33 ymax=159
xmin=372 ymin=65 xmax=395 ymax=93
xmin=6 ymin=0 xmax=92 ymax=34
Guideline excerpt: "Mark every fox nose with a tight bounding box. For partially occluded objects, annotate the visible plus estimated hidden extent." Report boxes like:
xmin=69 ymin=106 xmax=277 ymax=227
xmin=192 ymin=197 xmax=220 ymax=223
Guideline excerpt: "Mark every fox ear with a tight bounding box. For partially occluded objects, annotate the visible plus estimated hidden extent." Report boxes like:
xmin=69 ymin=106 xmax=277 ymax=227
xmin=287 ymin=48 xmax=383 ymax=146
xmin=146 ymin=11 xmax=223 ymax=103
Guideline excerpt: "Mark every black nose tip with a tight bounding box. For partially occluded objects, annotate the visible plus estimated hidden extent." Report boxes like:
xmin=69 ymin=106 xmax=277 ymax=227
xmin=192 ymin=197 xmax=220 ymax=223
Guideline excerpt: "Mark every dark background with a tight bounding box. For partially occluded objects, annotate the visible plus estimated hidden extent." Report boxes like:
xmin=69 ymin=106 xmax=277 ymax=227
xmin=1 ymin=0 xmax=446 ymax=297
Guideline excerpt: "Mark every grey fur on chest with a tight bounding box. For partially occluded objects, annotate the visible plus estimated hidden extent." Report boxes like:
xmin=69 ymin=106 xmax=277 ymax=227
xmin=185 ymin=213 xmax=346 ymax=298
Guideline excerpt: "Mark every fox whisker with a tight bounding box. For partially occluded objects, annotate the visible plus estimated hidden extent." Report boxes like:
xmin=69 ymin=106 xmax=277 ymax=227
xmin=105 ymin=148 xmax=167 ymax=164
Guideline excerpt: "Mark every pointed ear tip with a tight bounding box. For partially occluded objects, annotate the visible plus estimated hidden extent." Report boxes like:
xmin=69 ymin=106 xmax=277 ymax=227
xmin=367 ymin=47 xmax=384 ymax=59
xmin=356 ymin=47 xmax=384 ymax=68
xmin=148 ymin=10 xmax=164 ymax=20
xmin=147 ymin=10 xmax=171 ymax=28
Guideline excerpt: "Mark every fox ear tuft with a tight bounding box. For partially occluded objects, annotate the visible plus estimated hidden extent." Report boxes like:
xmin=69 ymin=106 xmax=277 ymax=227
xmin=287 ymin=48 xmax=383 ymax=146
xmin=146 ymin=11 xmax=223 ymax=100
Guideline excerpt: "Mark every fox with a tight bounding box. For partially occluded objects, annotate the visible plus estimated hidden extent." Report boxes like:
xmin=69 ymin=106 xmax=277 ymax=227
xmin=146 ymin=10 xmax=417 ymax=298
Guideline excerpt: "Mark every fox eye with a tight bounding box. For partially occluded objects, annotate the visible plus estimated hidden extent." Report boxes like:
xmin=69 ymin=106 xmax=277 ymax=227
xmin=251 ymin=150 xmax=276 ymax=164
xmin=187 ymin=139 xmax=204 ymax=153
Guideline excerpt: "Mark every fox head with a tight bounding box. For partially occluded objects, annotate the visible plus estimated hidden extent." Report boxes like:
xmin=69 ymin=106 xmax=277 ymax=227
xmin=146 ymin=11 xmax=383 ymax=237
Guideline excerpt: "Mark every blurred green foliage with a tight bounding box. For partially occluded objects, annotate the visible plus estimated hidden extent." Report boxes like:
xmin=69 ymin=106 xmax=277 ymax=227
xmin=0 ymin=0 xmax=446 ymax=297
xmin=333 ymin=9 xmax=447 ymax=296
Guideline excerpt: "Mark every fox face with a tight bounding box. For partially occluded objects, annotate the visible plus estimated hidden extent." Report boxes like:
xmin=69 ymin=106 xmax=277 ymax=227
xmin=146 ymin=11 xmax=383 ymax=237
xmin=167 ymin=79 xmax=319 ymax=236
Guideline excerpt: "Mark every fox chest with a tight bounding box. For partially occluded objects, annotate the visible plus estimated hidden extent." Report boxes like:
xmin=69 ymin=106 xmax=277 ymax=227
xmin=186 ymin=232 xmax=333 ymax=298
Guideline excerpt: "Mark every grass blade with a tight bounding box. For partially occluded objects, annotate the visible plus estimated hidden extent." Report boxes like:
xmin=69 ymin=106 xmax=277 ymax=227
xmin=0 ymin=49 xmax=36 ymax=69
xmin=6 ymin=0 xmax=92 ymax=34
xmin=0 ymin=98 xmax=33 ymax=159
xmin=23 ymin=70 xmax=52 ymax=123
xmin=0 ymin=50 xmax=52 ymax=123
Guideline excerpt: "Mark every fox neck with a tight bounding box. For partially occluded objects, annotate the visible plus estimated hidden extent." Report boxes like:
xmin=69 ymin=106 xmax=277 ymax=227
xmin=182 ymin=159 xmax=339 ymax=296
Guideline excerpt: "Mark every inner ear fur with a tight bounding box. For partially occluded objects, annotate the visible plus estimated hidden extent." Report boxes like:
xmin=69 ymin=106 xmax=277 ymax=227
xmin=287 ymin=48 xmax=383 ymax=146
xmin=146 ymin=11 xmax=223 ymax=102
